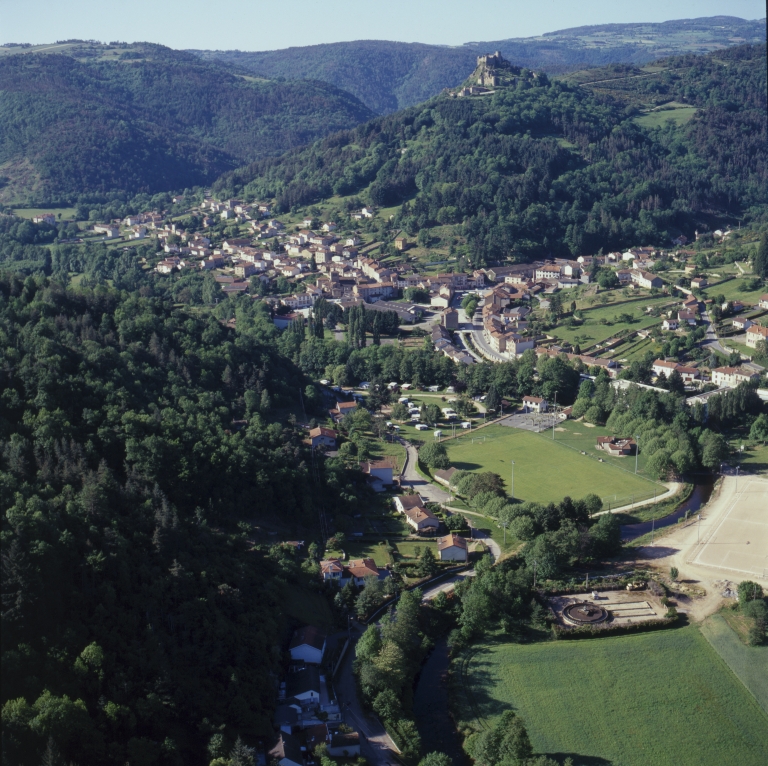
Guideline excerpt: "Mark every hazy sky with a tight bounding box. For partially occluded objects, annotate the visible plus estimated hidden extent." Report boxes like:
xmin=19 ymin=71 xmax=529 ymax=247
xmin=3 ymin=0 xmax=764 ymax=51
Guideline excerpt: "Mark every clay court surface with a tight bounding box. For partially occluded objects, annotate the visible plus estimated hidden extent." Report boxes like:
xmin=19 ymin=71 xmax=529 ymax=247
xmin=692 ymin=477 xmax=768 ymax=579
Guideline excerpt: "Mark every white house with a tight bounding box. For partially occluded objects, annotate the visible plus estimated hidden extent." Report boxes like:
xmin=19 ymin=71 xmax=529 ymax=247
xmin=308 ymin=427 xmax=337 ymax=449
xmin=394 ymin=495 xmax=427 ymax=514
xmin=437 ymin=534 xmax=468 ymax=562
xmin=521 ymin=396 xmax=547 ymax=413
xmin=361 ymin=458 xmax=395 ymax=484
xmin=711 ymin=366 xmax=759 ymax=388
xmin=289 ymin=626 xmax=327 ymax=665
xmin=759 ymin=294 xmax=768 ymax=310
xmin=402 ymin=505 xmax=440 ymax=534
xmin=344 ymin=558 xmax=382 ymax=587
xmin=285 ymin=666 xmax=321 ymax=704
xmin=732 ymin=316 xmax=753 ymax=331
xmin=320 ymin=558 xmax=344 ymax=583
xmin=662 ymin=318 xmax=679 ymax=331
xmin=746 ymin=325 xmax=768 ymax=349
xmin=93 ymin=224 xmax=120 ymax=239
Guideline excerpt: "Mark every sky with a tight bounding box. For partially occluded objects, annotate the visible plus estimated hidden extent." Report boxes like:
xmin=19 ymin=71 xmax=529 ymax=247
xmin=2 ymin=0 xmax=765 ymax=51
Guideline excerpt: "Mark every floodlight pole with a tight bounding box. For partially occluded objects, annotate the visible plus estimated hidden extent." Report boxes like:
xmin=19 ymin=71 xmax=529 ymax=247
xmin=552 ymin=392 xmax=557 ymax=440
xmin=634 ymin=435 xmax=639 ymax=475
xmin=510 ymin=460 xmax=515 ymax=500
xmin=651 ymin=517 xmax=655 ymax=546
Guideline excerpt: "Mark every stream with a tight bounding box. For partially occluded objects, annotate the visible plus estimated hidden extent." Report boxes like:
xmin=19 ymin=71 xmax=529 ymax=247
xmin=413 ymin=638 xmax=470 ymax=766
xmin=620 ymin=477 xmax=715 ymax=541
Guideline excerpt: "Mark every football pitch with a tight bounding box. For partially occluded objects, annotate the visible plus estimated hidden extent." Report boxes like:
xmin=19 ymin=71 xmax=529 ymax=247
xmin=444 ymin=425 xmax=662 ymax=506
xmin=455 ymin=627 xmax=768 ymax=766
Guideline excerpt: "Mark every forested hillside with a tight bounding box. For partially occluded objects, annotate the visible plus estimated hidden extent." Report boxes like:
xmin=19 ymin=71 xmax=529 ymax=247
xmin=0 ymin=43 xmax=374 ymax=205
xmin=214 ymin=44 xmax=767 ymax=265
xmin=0 ymin=274 xmax=371 ymax=764
xmin=193 ymin=16 xmax=766 ymax=113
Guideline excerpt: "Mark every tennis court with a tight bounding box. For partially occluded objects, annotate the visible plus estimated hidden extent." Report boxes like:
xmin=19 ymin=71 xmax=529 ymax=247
xmin=692 ymin=477 xmax=768 ymax=580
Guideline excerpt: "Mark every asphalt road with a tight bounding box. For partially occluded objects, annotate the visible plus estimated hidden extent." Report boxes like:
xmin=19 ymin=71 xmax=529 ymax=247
xmin=399 ymin=440 xmax=452 ymax=503
xmin=334 ymin=622 xmax=401 ymax=765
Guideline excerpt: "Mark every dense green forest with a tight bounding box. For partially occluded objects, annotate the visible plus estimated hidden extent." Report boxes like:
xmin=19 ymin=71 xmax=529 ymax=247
xmin=0 ymin=43 xmax=374 ymax=205
xmin=0 ymin=273 xmax=374 ymax=764
xmin=214 ymin=44 xmax=767 ymax=265
xmin=194 ymin=16 xmax=766 ymax=113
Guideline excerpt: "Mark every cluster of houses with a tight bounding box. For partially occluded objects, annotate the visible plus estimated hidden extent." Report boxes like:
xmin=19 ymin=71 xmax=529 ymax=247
xmin=271 ymin=625 xmax=362 ymax=766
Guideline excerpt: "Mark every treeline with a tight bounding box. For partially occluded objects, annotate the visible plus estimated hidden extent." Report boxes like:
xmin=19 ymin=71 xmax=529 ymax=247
xmin=0 ymin=44 xmax=374 ymax=203
xmin=0 ymin=273 xmax=373 ymax=764
xmin=215 ymin=45 xmax=767 ymax=265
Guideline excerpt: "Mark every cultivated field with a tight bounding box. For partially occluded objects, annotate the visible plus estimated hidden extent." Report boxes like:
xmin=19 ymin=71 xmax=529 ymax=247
xmin=455 ymin=627 xmax=768 ymax=766
xmin=691 ymin=477 xmax=768 ymax=579
xmin=444 ymin=424 xmax=662 ymax=506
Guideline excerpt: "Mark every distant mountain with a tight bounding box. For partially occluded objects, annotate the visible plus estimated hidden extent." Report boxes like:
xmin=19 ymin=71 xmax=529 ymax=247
xmin=192 ymin=16 xmax=766 ymax=114
xmin=213 ymin=44 xmax=767 ymax=264
xmin=0 ymin=42 xmax=375 ymax=204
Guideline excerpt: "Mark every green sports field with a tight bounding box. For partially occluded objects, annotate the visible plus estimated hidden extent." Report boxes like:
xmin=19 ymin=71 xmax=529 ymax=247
xmin=455 ymin=627 xmax=768 ymax=766
xmin=444 ymin=424 xmax=662 ymax=506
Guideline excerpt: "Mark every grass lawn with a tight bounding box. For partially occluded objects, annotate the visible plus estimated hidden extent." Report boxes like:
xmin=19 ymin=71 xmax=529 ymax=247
xmin=702 ymin=277 xmax=766 ymax=307
xmin=367 ymin=438 xmax=406 ymax=471
xmin=548 ymin=296 xmax=673 ymax=347
xmin=444 ymin=424 xmax=662 ymax=507
xmin=13 ymin=206 xmax=78 ymax=220
xmin=455 ymin=627 xmax=768 ymax=766
xmin=328 ymin=539 xmax=437 ymax=566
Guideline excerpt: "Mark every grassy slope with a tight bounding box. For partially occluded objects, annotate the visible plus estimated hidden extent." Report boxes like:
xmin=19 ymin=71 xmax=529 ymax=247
xmin=445 ymin=424 xmax=661 ymax=506
xmin=457 ymin=627 xmax=768 ymax=766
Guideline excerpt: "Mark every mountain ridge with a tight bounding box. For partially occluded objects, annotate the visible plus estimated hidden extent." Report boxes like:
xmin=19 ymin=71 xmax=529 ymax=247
xmin=0 ymin=42 xmax=375 ymax=204
xmin=191 ymin=15 xmax=766 ymax=113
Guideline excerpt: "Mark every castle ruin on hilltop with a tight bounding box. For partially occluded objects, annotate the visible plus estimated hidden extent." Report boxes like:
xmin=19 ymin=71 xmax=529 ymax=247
xmin=452 ymin=51 xmax=527 ymax=96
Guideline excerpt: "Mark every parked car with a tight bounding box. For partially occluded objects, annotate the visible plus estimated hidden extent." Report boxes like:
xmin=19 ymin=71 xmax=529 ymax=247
xmin=461 ymin=421 xmax=472 ymax=429
xmin=398 ymin=396 xmax=410 ymax=404
xmin=415 ymin=423 xmax=429 ymax=431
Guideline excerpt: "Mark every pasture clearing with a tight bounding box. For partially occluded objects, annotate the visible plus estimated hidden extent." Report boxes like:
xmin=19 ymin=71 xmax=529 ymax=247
xmin=445 ymin=424 xmax=662 ymax=507
xmin=634 ymin=103 xmax=698 ymax=128
xmin=455 ymin=627 xmax=768 ymax=766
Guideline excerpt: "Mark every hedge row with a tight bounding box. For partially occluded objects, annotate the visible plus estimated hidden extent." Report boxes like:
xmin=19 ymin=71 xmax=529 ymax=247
xmin=552 ymin=615 xmax=677 ymax=640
